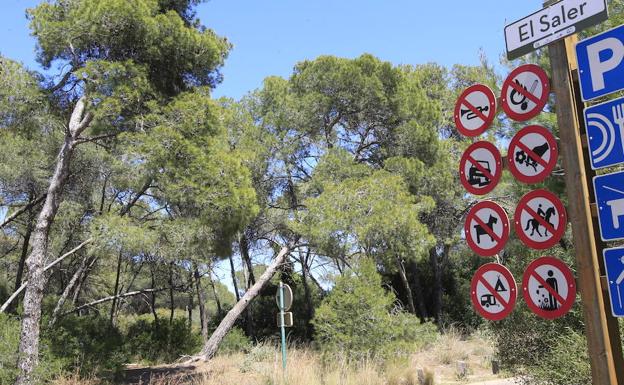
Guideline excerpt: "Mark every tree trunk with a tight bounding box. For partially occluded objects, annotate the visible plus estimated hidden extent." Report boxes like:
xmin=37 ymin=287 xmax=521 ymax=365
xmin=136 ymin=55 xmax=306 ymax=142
xmin=72 ymin=256 xmax=98 ymax=307
xmin=150 ymin=266 xmax=159 ymax=323
xmin=300 ymin=249 xmax=314 ymax=338
xmin=49 ymin=255 xmax=90 ymax=327
xmin=169 ymin=262 xmax=175 ymax=324
xmin=429 ymin=245 xmax=444 ymax=323
xmin=194 ymin=246 xmax=290 ymax=361
xmin=187 ymin=270 xmax=193 ymax=330
xmin=194 ymin=267 xmax=209 ymax=342
xmin=409 ymin=260 xmax=429 ymax=321
xmin=9 ymin=216 xmax=34 ymax=313
xmin=15 ymin=96 xmax=93 ymax=385
xmin=396 ymin=256 xmax=416 ymax=314
xmin=228 ymin=254 xmax=240 ymax=302
xmin=208 ymin=273 xmax=222 ymax=317
xmin=110 ymin=249 xmax=123 ymax=325
xmin=240 ymin=233 xmax=255 ymax=286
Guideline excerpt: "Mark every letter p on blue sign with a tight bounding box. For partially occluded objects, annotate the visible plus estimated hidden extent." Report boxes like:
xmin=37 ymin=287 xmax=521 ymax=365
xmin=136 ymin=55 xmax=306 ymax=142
xmin=576 ymin=24 xmax=624 ymax=101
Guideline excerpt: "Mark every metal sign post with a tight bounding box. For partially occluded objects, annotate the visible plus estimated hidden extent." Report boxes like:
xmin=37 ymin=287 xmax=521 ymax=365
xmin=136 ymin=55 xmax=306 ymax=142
xmin=278 ymin=281 xmax=287 ymax=371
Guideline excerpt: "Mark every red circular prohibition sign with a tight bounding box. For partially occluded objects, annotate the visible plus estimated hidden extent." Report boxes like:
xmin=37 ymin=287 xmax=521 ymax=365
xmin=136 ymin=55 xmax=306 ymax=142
xmin=464 ymin=201 xmax=510 ymax=257
xmin=471 ymin=263 xmax=517 ymax=321
xmin=454 ymin=84 xmax=497 ymax=137
xmin=507 ymin=125 xmax=559 ymax=184
xmin=514 ymin=189 xmax=567 ymax=250
xmin=522 ymin=256 xmax=576 ymax=319
xmin=501 ymin=64 xmax=550 ymax=122
xmin=459 ymin=141 xmax=502 ymax=195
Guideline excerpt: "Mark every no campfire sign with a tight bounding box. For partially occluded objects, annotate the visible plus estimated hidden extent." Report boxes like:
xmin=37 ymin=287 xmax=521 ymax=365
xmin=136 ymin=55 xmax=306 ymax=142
xmin=501 ymin=64 xmax=550 ymax=122
xmin=459 ymin=141 xmax=502 ymax=195
xmin=507 ymin=125 xmax=559 ymax=184
xmin=464 ymin=201 xmax=510 ymax=257
xmin=522 ymin=256 xmax=576 ymax=319
xmin=454 ymin=84 xmax=497 ymax=137
xmin=471 ymin=263 xmax=517 ymax=321
xmin=514 ymin=189 xmax=567 ymax=250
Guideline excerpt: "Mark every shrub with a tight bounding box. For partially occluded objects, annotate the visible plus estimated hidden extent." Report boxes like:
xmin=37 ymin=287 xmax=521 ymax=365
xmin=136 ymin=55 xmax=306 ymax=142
xmin=218 ymin=326 xmax=251 ymax=355
xmin=124 ymin=317 xmax=202 ymax=363
xmin=1 ymin=313 xmax=64 ymax=384
xmin=530 ymin=330 xmax=591 ymax=385
xmin=45 ymin=314 xmax=127 ymax=377
xmin=312 ymin=258 xmax=437 ymax=362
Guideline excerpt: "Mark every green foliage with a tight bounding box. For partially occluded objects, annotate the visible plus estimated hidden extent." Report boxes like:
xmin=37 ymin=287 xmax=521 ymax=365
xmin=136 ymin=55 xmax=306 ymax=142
xmin=218 ymin=326 xmax=252 ymax=355
xmin=530 ymin=330 xmax=591 ymax=385
xmin=313 ymin=259 xmax=437 ymax=362
xmin=0 ymin=314 xmax=64 ymax=384
xmin=124 ymin=317 xmax=202 ymax=363
xmin=28 ymin=0 xmax=230 ymax=95
xmin=45 ymin=314 xmax=127 ymax=377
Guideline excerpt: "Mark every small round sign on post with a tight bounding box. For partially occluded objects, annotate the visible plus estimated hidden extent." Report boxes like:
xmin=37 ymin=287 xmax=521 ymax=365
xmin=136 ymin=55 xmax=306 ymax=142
xmin=507 ymin=125 xmax=558 ymax=184
xmin=459 ymin=141 xmax=503 ymax=195
xmin=454 ymin=84 xmax=497 ymax=137
xmin=464 ymin=201 xmax=510 ymax=257
xmin=522 ymin=256 xmax=576 ymax=319
xmin=501 ymin=64 xmax=550 ymax=122
xmin=514 ymin=189 xmax=567 ymax=250
xmin=276 ymin=283 xmax=293 ymax=311
xmin=471 ymin=263 xmax=517 ymax=321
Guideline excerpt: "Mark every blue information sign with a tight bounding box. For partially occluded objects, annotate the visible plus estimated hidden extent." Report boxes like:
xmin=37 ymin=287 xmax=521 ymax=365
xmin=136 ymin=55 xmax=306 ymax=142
xmin=584 ymin=96 xmax=624 ymax=169
xmin=604 ymin=247 xmax=624 ymax=317
xmin=576 ymin=24 xmax=624 ymax=101
xmin=593 ymin=170 xmax=624 ymax=241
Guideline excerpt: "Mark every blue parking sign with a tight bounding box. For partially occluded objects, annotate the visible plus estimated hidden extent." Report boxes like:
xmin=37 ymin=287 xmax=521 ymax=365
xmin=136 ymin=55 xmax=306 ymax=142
xmin=576 ymin=24 xmax=624 ymax=101
xmin=584 ymin=96 xmax=624 ymax=169
xmin=593 ymin=170 xmax=624 ymax=241
xmin=604 ymin=247 xmax=624 ymax=317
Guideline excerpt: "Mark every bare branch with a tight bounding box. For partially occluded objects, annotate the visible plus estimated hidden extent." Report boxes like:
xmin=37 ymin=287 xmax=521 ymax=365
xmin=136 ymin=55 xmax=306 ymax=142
xmin=0 ymin=195 xmax=46 ymax=230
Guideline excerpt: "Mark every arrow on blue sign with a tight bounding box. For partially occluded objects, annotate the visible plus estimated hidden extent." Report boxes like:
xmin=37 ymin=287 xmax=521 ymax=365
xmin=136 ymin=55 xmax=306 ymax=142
xmin=604 ymin=247 xmax=624 ymax=317
xmin=584 ymin=96 xmax=624 ymax=169
xmin=593 ymin=170 xmax=624 ymax=241
xmin=576 ymin=24 xmax=624 ymax=101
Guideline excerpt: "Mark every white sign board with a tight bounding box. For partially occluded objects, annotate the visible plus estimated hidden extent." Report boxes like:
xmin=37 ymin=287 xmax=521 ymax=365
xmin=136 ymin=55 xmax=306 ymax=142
xmin=505 ymin=0 xmax=608 ymax=60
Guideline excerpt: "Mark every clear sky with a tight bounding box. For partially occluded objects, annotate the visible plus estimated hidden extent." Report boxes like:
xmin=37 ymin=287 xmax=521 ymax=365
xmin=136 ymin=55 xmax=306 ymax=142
xmin=0 ymin=0 xmax=544 ymax=100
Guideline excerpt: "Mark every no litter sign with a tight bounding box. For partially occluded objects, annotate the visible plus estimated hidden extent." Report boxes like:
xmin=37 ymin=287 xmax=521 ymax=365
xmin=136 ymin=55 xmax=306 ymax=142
xmin=454 ymin=84 xmax=497 ymax=137
xmin=507 ymin=125 xmax=558 ymax=184
xmin=522 ymin=256 xmax=576 ymax=319
xmin=501 ymin=64 xmax=550 ymax=122
xmin=471 ymin=263 xmax=517 ymax=321
xmin=459 ymin=141 xmax=502 ymax=195
xmin=514 ymin=189 xmax=567 ymax=250
xmin=464 ymin=201 xmax=510 ymax=257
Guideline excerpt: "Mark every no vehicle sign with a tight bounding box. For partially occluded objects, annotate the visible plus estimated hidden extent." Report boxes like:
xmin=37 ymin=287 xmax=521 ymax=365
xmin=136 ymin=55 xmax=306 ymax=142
xmin=471 ymin=263 xmax=517 ymax=321
xmin=454 ymin=84 xmax=497 ymax=137
xmin=514 ymin=189 xmax=567 ymax=250
xmin=464 ymin=201 xmax=510 ymax=257
xmin=501 ymin=64 xmax=550 ymax=122
xmin=459 ymin=141 xmax=502 ymax=195
xmin=522 ymin=256 xmax=576 ymax=319
xmin=507 ymin=125 xmax=558 ymax=184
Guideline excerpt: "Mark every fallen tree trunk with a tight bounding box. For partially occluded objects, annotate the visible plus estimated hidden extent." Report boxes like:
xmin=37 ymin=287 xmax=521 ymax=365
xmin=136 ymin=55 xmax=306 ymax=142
xmin=0 ymin=238 xmax=92 ymax=313
xmin=192 ymin=245 xmax=290 ymax=361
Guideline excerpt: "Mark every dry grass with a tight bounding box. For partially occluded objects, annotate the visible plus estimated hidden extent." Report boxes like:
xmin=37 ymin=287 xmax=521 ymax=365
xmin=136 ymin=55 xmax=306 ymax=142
xmin=55 ymin=330 xmax=504 ymax=385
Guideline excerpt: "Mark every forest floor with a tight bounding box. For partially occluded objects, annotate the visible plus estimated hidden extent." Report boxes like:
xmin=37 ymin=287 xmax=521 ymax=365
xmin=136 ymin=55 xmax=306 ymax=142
xmin=118 ymin=330 xmax=517 ymax=385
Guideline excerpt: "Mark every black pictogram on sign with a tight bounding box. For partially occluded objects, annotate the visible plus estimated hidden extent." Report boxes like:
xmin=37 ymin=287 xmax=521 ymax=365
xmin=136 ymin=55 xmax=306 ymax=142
xmin=514 ymin=189 xmax=567 ymax=250
xmin=460 ymin=141 xmax=502 ymax=195
xmin=522 ymin=256 xmax=576 ymax=320
xmin=507 ymin=125 xmax=558 ymax=184
xmin=471 ymin=262 xmax=517 ymax=321
xmin=501 ymin=64 xmax=550 ymax=122
xmin=464 ymin=201 xmax=510 ymax=257
xmin=454 ymin=84 xmax=497 ymax=137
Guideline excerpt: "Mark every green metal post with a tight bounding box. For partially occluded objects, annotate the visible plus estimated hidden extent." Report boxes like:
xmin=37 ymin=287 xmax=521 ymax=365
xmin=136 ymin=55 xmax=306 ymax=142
xmin=279 ymin=281 xmax=287 ymax=370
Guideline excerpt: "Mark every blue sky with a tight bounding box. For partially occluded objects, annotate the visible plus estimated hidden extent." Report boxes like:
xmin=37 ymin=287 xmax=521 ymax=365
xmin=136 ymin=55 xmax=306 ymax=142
xmin=0 ymin=0 xmax=544 ymax=100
